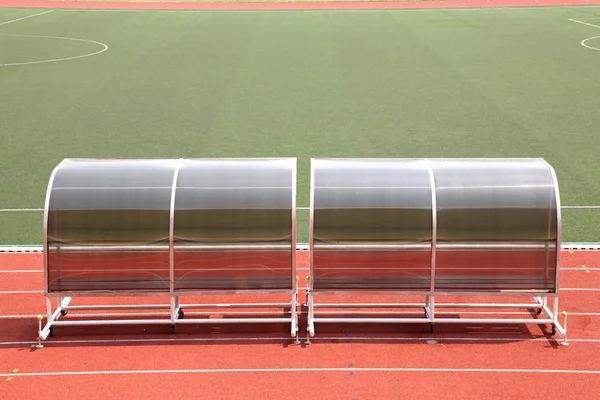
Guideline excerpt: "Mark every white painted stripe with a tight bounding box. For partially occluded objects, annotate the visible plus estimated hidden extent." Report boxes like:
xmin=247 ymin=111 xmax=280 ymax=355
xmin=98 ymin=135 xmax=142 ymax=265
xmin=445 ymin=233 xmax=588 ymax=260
xmin=2 ymin=336 xmax=599 ymax=347
xmin=0 ymin=270 xmax=43 ymax=273
xmin=0 ymin=267 xmax=597 ymax=272
xmin=0 ymin=205 xmax=598 ymax=212
xmin=0 ymin=10 xmax=54 ymax=26
xmin=2 ymin=366 xmax=600 ymax=378
xmin=0 ymin=208 xmax=43 ymax=212
xmin=55 ymin=4 xmax=600 ymax=13
xmin=0 ymin=291 xmax=42 ymax=294
xmin=569 ymin=18 xmax=600 ymax=29
xmin=0 ymin=288 xmax=598 ymax=294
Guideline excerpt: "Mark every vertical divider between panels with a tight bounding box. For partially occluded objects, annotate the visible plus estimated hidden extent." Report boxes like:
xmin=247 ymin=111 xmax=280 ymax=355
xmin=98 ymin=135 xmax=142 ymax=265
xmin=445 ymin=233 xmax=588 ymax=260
xmin=425 ymin=159 xmax=437 ymax=297
xmin=43 ymin=161 xmax=62 ymax=296
xmin=291 ymin=158 xmax=297 ymax=292
xmin=544 ymin=159 xmax=562 ymax=295
xmin=308 ymin=158 xmax=315 ymax=293
xmin=169 ymin=159 xmax=183 ymax=294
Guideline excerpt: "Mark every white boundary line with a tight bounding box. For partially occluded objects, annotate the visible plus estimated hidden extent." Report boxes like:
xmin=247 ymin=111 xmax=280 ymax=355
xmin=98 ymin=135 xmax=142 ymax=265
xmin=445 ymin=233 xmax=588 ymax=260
xmin=47 ymin=5 xmax=600 ymax=13
xmin=0 ymin=9 xmax=54 ymax=26
xmin=2 ymin=287 xmax=600 ymax=294
xmin=2 ymin=268 xmax=600 ymax=272
xmin=2 ymin=336 xmax=600 ymax=347
xmin=569 ymin=17 xmax=600 ymax=28
xmin=3 ymin=206 xmax=600 ymax=212
xmin=0 ymin=33 xmax=108 ymax=67
xmin=581 ymin=35 xmax=600 ymax=50
xmin=568 ymin=18 xmax=600 ymax=50
xmin=2 ymin=366 xmax=600 ymax=377
xmin=0 ymin=270 xmax=43 ymax=273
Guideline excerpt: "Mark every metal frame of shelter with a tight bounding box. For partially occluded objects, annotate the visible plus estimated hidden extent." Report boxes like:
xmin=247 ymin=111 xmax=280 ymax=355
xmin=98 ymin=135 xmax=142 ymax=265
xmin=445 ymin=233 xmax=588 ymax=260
xmin=39 ymin=158 xmax=299 ymax=342
xmin=305 ymin=158 xmax=567 ymax=343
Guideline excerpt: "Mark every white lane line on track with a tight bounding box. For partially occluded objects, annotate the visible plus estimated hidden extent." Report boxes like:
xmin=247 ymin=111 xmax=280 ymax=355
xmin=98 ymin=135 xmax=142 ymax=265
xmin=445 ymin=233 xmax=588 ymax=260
xmin=0 ymin=290 xmax=42 ymax=294
xmin=3 ymin=337 xmax=600 ymax=347
xmin=0 ymin=10 xmax=54 ymax=27
xmin=1 ymin=268 xmax=599 ymax=272
xmin=1 ymin=287 xmax=600 ymax=294
xmin=0 ymin=270 xmax=43 ymax=273
xmin=2 ymin=366 xmax=600 ymax=377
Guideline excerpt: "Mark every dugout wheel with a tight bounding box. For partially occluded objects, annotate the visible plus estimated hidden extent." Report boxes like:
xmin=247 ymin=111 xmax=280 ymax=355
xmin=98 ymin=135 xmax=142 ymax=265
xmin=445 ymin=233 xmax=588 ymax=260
xmin=49 ymin=326 xmax=55 ymax=337
xmin=429 ymin=323 xmax=435 ymax=334
xmin=178 ymin=309 xmax=184 ymax=320
xmin=551 ymin=324 xmax=556 ymax=336
xmin=60 ymin=309 xmax=68 ymax=316
xmin=170 ymin=324 xmax=177 ymax=334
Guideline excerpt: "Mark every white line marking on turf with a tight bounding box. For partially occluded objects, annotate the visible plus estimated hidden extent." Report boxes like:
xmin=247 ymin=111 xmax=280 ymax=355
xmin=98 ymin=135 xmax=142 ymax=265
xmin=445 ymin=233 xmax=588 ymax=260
xmin=569 ymin=18 xmax=600 ymax=29
xmin=2 ymin=366 xmax=600 ymax=377
xmin=0 ymin=208 xmax=43 ymax=212
xmin=0 ymin=10 xmax=54 ymax=27
xmin=55 ymin=5 xmax=600 ymax=13
xmin=0 ymin=34 xmax=108 ymax=67
xmin=1 ymin=206 xmax=600 ymax=212
xmin=582 ymin=35 xmax=600 ymax=51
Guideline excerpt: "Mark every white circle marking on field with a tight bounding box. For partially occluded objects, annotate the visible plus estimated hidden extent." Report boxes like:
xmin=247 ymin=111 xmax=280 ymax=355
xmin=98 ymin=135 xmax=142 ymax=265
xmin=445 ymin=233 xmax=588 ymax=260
xmin=0 ymin=33 xmax=108 ymax=67
xmin=581 ymin=35 xmax=600 ymax=52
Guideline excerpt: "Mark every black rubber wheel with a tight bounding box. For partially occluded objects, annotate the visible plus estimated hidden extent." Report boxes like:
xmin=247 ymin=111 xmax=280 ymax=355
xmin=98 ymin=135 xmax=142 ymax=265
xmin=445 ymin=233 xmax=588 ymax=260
xmin=60 ymin=309 xmax=68 ymax=316
xmin=551 ymin=324 xmax=556 ymax=336
xmin=537 ymin=308 xmax=542 ymax=315
xmin=170 ymin=324 xmax=177 ymax=334
xmin=429 ymin=323 xmax=435 ymax=334
xmin=49 ymin=326 xmax=55 ymax=337
xmin=178 ymin=309 xmax=184 ymax=320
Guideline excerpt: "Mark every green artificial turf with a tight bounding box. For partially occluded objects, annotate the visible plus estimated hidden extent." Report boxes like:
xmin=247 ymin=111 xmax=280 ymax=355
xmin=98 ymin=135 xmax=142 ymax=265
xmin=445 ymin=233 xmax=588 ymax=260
xmin=1 ymin=6 xmax=600 ymax=244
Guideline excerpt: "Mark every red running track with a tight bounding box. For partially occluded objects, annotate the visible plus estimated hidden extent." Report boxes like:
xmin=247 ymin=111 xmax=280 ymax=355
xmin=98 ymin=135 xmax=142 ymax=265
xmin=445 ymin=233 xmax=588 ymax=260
xmin=1 ymin=250 xmax=600 ymax=399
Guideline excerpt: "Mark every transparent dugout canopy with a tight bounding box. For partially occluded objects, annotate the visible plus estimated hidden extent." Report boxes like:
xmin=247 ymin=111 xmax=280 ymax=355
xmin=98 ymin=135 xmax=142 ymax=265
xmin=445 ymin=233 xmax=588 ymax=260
xmin=310 ymin=158 xmax=560 ymax=293
xmin=44 ymin=158 xmax=297 ymax=295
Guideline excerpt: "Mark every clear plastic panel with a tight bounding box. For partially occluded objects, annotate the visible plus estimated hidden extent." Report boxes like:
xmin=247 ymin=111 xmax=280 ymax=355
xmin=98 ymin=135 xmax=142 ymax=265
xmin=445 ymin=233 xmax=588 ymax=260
xmin=431 ymin=159 xmax=558 ymax=292
xmin=46 ymin=159 xmax=177 ymax=293
xmin=173 ymin=159 xmax=295 ymax=291
xmin=311 ymin=159 xmax=433 ymax=291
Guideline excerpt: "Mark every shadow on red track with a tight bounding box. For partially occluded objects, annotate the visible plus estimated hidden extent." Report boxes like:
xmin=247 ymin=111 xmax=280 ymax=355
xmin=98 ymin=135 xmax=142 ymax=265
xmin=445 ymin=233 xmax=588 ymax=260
xmin=1 ymin=308 xmax=561 ymax=350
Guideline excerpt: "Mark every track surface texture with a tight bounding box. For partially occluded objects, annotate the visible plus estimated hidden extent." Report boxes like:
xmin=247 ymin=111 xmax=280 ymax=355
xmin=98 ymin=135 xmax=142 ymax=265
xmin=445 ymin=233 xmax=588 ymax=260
xmin=1 ymin=250 xmax=600 ymax=399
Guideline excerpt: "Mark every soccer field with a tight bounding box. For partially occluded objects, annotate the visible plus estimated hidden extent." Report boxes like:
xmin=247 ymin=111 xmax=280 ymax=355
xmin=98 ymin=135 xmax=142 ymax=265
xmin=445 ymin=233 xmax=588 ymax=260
xmin=1 ymin=4 xmax=600 ymax=244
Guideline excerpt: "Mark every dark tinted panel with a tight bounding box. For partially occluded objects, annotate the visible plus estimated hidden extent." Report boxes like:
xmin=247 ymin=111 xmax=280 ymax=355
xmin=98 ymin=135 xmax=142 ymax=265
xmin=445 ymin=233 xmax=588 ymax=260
xmin=311 ymin=159 xmax=433 ymax=291
xmin=173 ymin=159 xmax=295 ymax=291
xmin=431 ymin=159 xmax=558 ymax=292
xmin=46 ymin=159 xmax=176 ymax=293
